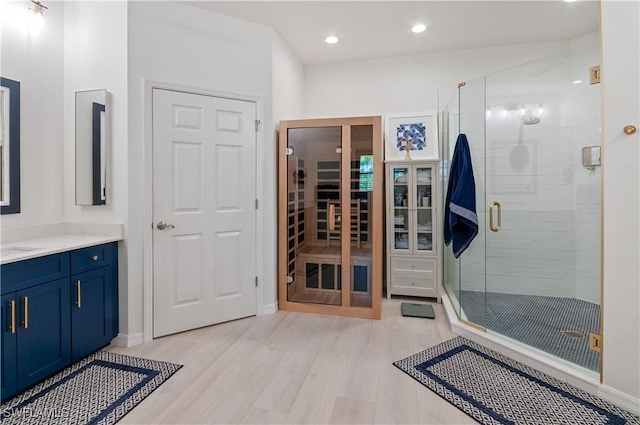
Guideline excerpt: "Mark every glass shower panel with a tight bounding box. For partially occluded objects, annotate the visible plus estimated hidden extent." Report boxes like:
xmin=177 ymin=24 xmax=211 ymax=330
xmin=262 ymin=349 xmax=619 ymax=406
xmin=483 ymin=44 xmax=601 ymax=371
xmin=457 ymin=76 xmax=488 ymax=325
xmin=286 ymin=127 xmax=342 ymax=306
xmin=442 ymin=92 xmax=462 ymax=317
xmin=350 ymin=125 xmax=374 ymax=308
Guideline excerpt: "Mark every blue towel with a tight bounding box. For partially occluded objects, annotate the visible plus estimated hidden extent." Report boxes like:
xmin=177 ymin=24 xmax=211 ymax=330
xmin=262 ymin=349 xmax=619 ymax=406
xmin=444 ymin=134 xmax=478 ymax=258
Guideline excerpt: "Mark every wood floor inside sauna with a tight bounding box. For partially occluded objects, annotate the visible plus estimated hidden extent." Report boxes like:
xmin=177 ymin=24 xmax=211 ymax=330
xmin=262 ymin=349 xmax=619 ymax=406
xmin=106 ymin=298 xmax=478 ymax=424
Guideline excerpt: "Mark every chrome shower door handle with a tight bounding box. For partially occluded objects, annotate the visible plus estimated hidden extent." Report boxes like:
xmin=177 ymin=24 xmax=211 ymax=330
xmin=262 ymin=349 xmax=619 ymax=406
xmin=489 ymin=201 xmax=502 ymax=232
xmin=156 ymin=221 xmax=175 ymax=230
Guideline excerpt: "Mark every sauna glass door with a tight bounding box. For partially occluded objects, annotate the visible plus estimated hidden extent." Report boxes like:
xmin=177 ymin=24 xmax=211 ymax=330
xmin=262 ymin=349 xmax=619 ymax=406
xmin=279 ymin=116 xmax=382 ymax=319
xmin=285 ymin=126 xmax=343 ymax=306
xmin=349 ymin=125 xmax=374 ymax=308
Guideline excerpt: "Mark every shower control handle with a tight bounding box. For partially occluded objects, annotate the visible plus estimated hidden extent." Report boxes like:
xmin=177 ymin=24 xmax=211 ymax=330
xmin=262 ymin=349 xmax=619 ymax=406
xmin=489 ymin=201 xmax=502 ymax=232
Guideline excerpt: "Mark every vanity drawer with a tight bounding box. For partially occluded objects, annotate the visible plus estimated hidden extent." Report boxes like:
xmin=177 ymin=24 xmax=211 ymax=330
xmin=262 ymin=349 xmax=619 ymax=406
xmin=1 ymin=253 xmax=70 ymax=294
xmin=391 ymin=273 xmax=437 ymax=297
xmin=391 ymin=257 xmax=436 ymax=274
xmin=71 ymin=243 xmax=114 ymax=274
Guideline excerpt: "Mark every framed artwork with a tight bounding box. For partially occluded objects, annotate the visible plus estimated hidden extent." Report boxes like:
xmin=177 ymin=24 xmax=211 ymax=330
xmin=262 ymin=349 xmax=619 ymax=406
xmin=384 ymin=111 xmax=438 ymax=161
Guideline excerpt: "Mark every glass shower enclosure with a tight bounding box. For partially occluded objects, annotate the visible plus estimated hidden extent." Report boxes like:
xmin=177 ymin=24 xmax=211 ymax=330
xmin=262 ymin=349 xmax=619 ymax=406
xmin=443 ymin=43 xmax=602 ymax=372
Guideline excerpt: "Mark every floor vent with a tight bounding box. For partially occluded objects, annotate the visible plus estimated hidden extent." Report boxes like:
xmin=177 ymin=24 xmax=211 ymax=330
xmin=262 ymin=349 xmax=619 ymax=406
xmin=561 ymin=331 xmax=584 ymax=339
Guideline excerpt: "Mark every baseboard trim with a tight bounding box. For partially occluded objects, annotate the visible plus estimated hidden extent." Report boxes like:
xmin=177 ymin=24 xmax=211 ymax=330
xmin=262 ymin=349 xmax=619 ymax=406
xmin=260 ymin=302 xmax=278 ymax=315
xmin=111 ymin=332 xmax=144 ymax=347
xmin=599 ymin=384 xmax=640 ymax=415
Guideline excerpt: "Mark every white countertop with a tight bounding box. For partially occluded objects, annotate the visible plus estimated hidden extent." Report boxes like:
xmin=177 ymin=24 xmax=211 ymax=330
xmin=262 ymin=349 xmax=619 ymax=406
xmin=1 ymin=234 xmax=122 ymax=265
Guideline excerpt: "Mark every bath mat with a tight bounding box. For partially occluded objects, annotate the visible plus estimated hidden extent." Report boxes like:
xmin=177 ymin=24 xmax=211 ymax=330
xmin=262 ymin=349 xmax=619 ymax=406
xmin=401 ymin=302 xmax=435 ymax=319
xmin=0 ymin=351 xmax=182 ymax=425
xmin=394 ymin=337 xmax=640 ymax=425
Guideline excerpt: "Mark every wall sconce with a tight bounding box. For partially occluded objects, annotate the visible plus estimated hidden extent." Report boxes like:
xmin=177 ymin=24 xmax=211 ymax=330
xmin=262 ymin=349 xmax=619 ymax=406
xmin=26 ymin=0 xmax=47 ymax=35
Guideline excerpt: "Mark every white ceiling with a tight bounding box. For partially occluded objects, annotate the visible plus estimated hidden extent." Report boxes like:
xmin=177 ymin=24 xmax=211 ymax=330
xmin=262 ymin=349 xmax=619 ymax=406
xmin=183 ymin=1 xmax=599 ymax=66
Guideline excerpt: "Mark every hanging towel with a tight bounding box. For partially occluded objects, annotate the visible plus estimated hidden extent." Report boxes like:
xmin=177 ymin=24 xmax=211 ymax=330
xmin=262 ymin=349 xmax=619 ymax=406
xmin=444 ymin=134 xmax=478 ymax=258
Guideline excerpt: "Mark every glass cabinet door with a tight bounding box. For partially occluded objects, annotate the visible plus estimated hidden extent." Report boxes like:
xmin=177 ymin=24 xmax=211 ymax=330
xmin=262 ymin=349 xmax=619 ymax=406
xmin=392 ymin=166 xmax=410 ymax=252
xmin=390 ymin=164 xmax=435 ymax=254
xmin=414 ymin=166 xmax=434 ymax=253
xmin=286 ymin=126 xmax=343 ymax=306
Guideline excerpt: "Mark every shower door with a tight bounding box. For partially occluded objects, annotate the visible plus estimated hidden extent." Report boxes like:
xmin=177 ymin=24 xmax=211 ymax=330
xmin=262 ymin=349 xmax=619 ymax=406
xmin=481 ymin=45 xmax=602 ymax=371
xmin=277 ymin=117 xmax=383 ymax=319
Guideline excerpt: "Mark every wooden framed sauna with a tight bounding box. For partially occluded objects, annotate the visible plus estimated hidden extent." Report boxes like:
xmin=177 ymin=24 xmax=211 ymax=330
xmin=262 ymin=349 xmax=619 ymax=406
xmin=278 ymin=116 xmax=383 ymax=319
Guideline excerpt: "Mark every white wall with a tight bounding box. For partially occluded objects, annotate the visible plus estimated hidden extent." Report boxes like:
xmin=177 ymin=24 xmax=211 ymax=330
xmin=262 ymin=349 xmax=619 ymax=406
xmin=127 ymin=1 xmax=275 ymax=339
xmin=271 ymin=31 xmax=305 ymax=306
xmin=0 ymin=1 xmax=65 ymax=229
xmin=63 ymin=1 xmax=128 ymax=224
xmin=303 ymin=41 xmax=574 ymax=119
xmin=601 ymin=0 xmax=640 ymax=403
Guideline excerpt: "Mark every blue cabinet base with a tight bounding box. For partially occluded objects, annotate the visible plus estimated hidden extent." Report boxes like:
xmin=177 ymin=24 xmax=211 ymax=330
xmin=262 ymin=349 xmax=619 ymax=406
xmin=1 ymin=242 xmax=118 ymax=401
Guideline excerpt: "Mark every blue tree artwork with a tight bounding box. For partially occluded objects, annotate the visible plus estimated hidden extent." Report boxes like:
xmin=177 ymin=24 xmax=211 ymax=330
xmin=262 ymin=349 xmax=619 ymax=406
xmin=396 ymin=123 xmax=427 ymax=152
xmin=396 ymin=122 xmax=427 ymax=160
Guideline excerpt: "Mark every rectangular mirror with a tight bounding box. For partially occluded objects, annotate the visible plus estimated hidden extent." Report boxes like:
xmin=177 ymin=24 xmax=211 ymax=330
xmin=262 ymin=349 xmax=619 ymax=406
xmin=76 ymin=89 xmax=108 ymax=205
xmin=1 ymin=77 xmax=21 ymax=214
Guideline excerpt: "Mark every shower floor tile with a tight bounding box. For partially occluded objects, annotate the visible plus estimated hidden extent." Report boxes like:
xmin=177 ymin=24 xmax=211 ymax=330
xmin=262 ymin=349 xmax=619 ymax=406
xmin=459 ymin=290 xmax=600 ymax=371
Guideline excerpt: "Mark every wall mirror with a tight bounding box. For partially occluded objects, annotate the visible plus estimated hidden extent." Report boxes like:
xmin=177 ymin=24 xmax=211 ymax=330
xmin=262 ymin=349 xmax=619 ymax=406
xmin=76 ymin=89 xmax=108 ymax=205
xmin=1 ymin=77 xmax=21 ymax=215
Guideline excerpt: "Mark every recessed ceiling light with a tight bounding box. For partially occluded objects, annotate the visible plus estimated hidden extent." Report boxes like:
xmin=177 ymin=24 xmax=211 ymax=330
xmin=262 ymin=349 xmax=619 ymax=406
xmin=325 ymin=35 xmax=339 ymax=44
xmin=564 ymin=0 xmax=578 ymax=3
xmin=573 ymin=80 xmax=582 ymax=84
xmin=412 ymin=24 xmax=427 ymax=34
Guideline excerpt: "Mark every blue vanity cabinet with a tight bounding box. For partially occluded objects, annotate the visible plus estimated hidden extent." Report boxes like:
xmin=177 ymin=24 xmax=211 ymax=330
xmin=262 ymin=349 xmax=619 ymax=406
xmin=0 ymin=242 xmax=118 ymax=401
xmin=70 ymin=243 xmax=116 ymax=362
xmin=1 ymin=293 xmax=18 ymax=399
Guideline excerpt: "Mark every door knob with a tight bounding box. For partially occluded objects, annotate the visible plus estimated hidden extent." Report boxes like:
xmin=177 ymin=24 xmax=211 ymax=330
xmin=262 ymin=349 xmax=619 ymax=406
xmin=623 ymin=125 xmax=636 ymax=135
xmin=156 ymin=221 xmax=175 ymax=230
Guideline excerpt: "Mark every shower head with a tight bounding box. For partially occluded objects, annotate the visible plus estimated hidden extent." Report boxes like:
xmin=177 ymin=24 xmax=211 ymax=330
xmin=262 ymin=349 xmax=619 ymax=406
xmin=522 ymin=110 xmax=540 ymax=125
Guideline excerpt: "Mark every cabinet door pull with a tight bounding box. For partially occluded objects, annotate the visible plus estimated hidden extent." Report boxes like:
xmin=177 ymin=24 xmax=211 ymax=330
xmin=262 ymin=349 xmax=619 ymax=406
xmin=92 ymin=255 xmax=98 ymax=261
xmin=23 ymin=297 xmax=28 ymax=328
xmin=76 ymin=280 xmax=82 ymax=308
xmin=10 ymin=300 xmax=16 ymax=334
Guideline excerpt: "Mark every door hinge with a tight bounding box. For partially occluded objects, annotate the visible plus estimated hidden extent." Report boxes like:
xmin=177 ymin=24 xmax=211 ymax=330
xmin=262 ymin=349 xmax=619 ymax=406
xmin=589 ymin=332 xmax=602 ymax=352
xmin=285 ymin=147 xmax=294 ymax=156
xmin=590 ymin=65 xmax=600 ymax=84
xmin=255 ymin=199 xmax=258 ymax=209
xmin=255 ymin=276 xmax=258 ymax=287
xmin=255 ymin=120 xmax=261 ymax=131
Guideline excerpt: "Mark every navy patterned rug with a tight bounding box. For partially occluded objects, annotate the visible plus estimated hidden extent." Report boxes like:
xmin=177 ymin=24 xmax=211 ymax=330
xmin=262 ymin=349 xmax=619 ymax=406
xmin=1 ymin=351 xmax=182 ymax=425
xmin=394 ymin=337 xmax=640 ymax=425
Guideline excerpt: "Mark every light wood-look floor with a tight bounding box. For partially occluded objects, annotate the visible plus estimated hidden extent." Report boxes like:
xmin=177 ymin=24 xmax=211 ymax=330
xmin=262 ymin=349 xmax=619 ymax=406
xmin=106 ymin=298 xmax=479 ymax=425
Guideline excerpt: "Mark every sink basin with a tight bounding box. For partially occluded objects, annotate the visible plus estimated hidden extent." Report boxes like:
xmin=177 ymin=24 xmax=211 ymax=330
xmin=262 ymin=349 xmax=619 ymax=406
xmin=0 ymin=247 xmax=38 ymax=257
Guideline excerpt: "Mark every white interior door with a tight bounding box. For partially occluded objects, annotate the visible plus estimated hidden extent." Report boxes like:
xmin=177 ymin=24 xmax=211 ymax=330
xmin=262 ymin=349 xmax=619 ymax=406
xmin=152 ymin=88 xmax=257 ymax=338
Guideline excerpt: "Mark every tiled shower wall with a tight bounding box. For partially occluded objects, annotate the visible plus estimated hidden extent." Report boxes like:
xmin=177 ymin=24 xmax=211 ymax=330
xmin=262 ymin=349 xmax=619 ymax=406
xmin=454 ymin=44 xmax=601 ymax=304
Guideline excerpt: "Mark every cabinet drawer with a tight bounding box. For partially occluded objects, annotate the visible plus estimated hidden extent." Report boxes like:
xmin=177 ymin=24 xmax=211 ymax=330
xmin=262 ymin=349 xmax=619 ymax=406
xmin=1 ymin=253 xmax=70 ymax=294
xmin=391 ymin=257 xmax=435 ymax=274
xmin=391 ymin=272 xmax=437 ymax=298
xmin=71 ymin=243 xmax=114 ymax=274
